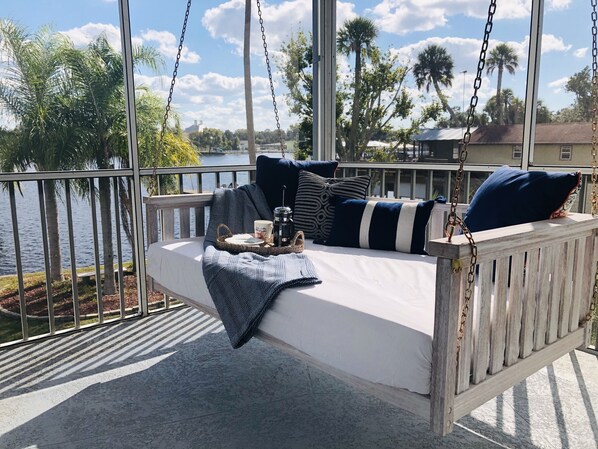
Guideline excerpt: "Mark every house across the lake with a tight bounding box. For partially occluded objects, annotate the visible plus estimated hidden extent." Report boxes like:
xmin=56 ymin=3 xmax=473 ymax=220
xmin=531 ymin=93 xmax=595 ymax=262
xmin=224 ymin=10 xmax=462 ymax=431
xmin=412 ymin=123 xmax=593 ymax=166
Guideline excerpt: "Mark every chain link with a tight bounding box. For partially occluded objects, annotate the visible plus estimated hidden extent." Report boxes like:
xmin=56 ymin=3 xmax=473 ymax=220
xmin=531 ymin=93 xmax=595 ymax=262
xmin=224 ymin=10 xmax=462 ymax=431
xmin=447 ymin=0 xmax=495 ymax=363
xmin=582 ymin=0 xmax=598 ymax=327
xmin=256 ymin=0 xmax=286 ymax=158
xmin=149 ymin=0 xmax=192 ymax=196
xmin=592 ymin=0 xmax=598 ymax=217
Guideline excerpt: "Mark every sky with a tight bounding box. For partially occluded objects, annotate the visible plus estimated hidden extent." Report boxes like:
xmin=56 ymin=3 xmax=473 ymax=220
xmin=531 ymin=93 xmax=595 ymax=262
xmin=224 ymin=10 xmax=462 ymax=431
xmin=0 ymin=0 xmax=593 ymax=132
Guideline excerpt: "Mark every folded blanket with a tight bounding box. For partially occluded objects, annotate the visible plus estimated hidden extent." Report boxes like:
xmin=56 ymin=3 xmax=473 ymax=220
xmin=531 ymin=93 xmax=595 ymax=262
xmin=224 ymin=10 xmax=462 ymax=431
xmin=202 ymin=184 xmax=321 ymax=348
xmin=204 ymin=184 xmax=273 ymax=248
xmin=203 ymin=246 xmax=320 ymax=348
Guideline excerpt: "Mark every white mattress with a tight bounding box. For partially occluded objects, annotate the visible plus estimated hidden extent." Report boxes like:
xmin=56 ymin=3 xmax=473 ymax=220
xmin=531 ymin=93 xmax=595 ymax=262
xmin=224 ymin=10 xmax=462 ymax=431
xmin=147 ymin=238 xmax=437 ymax=395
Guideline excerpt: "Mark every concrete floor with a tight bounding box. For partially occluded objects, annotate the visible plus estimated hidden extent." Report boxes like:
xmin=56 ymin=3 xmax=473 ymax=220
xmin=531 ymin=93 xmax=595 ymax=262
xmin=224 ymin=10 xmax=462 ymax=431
xmin=1 ymin=307 xmax=597 ymax=449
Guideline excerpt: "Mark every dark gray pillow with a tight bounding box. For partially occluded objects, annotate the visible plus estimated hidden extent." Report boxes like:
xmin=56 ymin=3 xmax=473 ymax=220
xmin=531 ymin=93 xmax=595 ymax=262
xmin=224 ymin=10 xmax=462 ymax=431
xmin=293 ymin=170 xmax=371 ymax=241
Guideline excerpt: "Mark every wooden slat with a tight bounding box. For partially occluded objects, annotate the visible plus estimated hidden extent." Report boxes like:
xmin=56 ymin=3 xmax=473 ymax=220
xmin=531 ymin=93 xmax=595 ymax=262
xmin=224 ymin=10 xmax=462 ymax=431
xmin=489 ymin=257 xmax=509 ymax=374
xmin=180 ymin=208 xmax=190 ymax=239
xmin=570 ymin=237 xmax=586 ymax=332
xmin=162 ymin=209 xmax=175 ymax=241
xmin=505 ymin=252 xmax=525 ymax=366
xmin=520 ymin=248 xmax=540 ymax=358
xmin=457 ymin=272 xmax=474 ymax=394
xmin=587 ymin=235 xmax=598 ymax=346
xmin=454 ymin=328 xmax=586 ymax=421
xmin=430 ymin=257 xmax=463 ymax=436
xmin=559 ymin=240 xmax=576 ymax=338
xmin=580 ymin=235 xmax=597 ymax=322
xmin=547 ymin=242 xmax=566 ymax=344
xmin=534 ymin=246 xmax=554 ymax=351
xmin=473 ymin=262 xmax=492 ymax=384
xmin=146 ymin=205 xmax=158 ymax=246
xmin=429 ymin=208 xmax=445 ymax=241
xmin=143 ymin=192 xmax=214 ymax=209
xmin=195 ymin=206 xmax=206 ymax=237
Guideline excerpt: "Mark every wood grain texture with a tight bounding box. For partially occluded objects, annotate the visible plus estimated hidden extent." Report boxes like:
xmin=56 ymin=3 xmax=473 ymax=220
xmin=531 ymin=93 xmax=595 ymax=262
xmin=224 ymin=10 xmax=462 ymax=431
xmin=457 ymin=272 xmax=474 ymax=394
xmin=428 ymin=214 xmax=597 ymax=262
xmin=490 ymin=257 xmax=509 ymax=374
xmin=473 ymin=262 xmax=492 ymax=384
xmin=430 ymin=257 xmax=462 ymax=436
xmin=180 ymin=208 xmax=190 ymax=239
xmin=534 ymin=246 xmax=554 ymax=351
xmin=162 ymin=209 xmax=175 ymax=241
xmin=520 ymin=248 xmax=540 ymax=358
xmin=454 ymin=328 xmax=585 ymax=421
xmin=570 ymin=238 xmax=586 ymax=332
xmin=505 ymin=252 xmax=525 ymax=366
xmin=559 ymin=240 xmax=576 ymax=338
xmin=547 ymin=242 xmax=566 ymax=344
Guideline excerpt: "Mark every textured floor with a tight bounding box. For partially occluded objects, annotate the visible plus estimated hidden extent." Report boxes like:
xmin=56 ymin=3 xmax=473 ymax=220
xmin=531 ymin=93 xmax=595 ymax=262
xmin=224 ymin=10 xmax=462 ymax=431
xmin=0 ymin=307 xmax=597 ymax=449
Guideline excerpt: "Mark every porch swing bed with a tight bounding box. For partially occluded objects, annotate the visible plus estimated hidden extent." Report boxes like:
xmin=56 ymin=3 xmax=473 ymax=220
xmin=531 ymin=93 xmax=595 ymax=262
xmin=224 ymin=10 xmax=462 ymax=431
xmin=142 ymin=0 xmax=598 ymax=437
xmin=144 ymin=192 xmax=598 ymax=436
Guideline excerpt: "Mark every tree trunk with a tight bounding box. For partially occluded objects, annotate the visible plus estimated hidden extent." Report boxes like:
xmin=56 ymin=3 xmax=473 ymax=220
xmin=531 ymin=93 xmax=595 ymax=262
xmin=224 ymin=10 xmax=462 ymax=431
xmin=496 ymin=66 xmax=503 ymax=125
xmin=244 ymin=0 xmax=257 ymax=167
xmin=348 ymin=46 xmax=362 ymax=161
xmin=98 ymin=177 xmax=116 ymax=295
xmin=433 ymin=78 xmax=457 ymax=123
xmin=44 ymin=179 xmax=63 ymax=282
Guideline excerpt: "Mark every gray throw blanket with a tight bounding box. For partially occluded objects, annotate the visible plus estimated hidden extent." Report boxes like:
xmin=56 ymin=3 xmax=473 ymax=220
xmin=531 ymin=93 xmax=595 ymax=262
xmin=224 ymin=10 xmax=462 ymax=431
xmin=202 ymin=184 xmax=321 ymax=348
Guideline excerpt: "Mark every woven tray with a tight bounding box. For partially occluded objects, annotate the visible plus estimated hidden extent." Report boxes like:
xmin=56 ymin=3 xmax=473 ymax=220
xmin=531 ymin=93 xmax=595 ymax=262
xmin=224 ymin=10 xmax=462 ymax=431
xmin=215 ymin=223 xmax=304 ymax=255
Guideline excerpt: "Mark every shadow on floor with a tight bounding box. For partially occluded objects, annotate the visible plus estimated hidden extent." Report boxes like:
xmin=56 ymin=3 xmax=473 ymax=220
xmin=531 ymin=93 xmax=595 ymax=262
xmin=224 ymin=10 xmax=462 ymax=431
xmin=0 ymin=308 xmax=596 ymax=449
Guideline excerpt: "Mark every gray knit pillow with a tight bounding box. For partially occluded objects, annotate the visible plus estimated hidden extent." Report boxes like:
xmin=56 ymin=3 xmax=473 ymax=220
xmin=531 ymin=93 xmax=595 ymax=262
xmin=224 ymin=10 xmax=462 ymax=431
xmin=293 ymin=170 xmax=371 ymax=241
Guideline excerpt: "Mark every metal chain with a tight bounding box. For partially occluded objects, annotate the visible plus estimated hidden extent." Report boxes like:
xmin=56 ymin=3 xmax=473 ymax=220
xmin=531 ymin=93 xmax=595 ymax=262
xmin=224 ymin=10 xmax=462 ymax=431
xmin=449 ymin=0 xmax=496 ymax=362
xmin=149 ymin=0 xmax=193 ymax=196
xmin=583 ymin=0 xmax=598 ymax=327
xmin=256 ymin=0 xmax=286 ymax=157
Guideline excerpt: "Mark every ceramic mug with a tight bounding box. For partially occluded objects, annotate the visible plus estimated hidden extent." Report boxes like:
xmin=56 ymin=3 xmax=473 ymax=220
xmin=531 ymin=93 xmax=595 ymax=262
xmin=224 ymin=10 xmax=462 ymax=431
xmin=254 ymin=220 xmax=273 ymax=242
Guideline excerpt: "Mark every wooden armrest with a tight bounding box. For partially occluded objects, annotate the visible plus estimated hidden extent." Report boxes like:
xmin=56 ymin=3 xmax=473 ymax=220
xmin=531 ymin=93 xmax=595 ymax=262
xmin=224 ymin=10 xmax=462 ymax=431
xmin=427 ymin=213 xmax=598 ymax=263
xmin=143 ymin=192 xmax=214 ymax=209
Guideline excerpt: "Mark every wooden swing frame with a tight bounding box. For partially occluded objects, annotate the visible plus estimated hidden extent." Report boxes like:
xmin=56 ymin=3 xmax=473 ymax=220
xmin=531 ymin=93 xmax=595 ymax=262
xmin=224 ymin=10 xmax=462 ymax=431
xmin=144 ymin=193 xmax=598 ymax=436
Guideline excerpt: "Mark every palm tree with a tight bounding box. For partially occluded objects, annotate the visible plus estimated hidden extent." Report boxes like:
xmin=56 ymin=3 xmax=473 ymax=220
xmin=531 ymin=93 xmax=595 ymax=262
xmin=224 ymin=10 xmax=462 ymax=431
xmin=66 ymin=35 xmax=161 ymax=294
xmin=413 ymin=44 xmax=457 ymax=122
xmin=0 ymin=20 xmax=78 ymax=282
xmin=244 ymin=0 xmax=257 ymax=167
xmin=486 ymin=43 xmax=519 ymax=125
xmin=337 ymin=17 xmax=378 ymax=161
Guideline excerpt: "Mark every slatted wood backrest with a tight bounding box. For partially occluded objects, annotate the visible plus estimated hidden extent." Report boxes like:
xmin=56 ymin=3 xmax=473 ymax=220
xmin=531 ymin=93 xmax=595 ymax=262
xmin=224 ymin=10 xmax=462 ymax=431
xmin=145 ymin=193 xmax=464 ymax=246
xmin=428 ymin=214 xmax=598 ymax=399
xmin=144 ymin=193 xmax=214 ymax=245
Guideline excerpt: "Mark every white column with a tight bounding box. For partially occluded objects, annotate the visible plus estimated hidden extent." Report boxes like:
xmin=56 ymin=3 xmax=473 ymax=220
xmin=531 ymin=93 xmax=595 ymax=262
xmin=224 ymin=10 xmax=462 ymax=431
xmin=521 ymin=0 xmax=544 ymax=170
xmin=117 ymin=0 xmax=148 ymax=314
xmin=313 ymin=0 xmax=336 ymax=161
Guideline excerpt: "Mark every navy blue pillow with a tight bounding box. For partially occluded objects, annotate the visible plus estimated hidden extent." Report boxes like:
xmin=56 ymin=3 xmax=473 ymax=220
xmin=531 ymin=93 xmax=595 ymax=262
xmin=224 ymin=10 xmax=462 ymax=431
xmin=464 ymin=166 xmax=581 ymax=232
xmin=255 ymin=155 xmax=338 ymax=212
xmin=324 ymin=198 xmax=435 ymax=255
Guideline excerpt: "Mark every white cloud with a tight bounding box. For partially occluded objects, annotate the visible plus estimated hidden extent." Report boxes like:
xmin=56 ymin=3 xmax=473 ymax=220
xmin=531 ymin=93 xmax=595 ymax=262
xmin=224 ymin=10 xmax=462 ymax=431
xmin=202 ymin=0 xmax=309 ymax=56
xmin=202 ymin=0 xmax=355 ymax=57
xmin=538 ymin=34 xmax=572 ymax=54
xmin=60 ymin=23 xmax=124 ymax=49
xmin=141 ymin=29 xmax=200 ymax=63
xmin=573 ymin=47 xmax=588 ymax=58
xmin=548 ymin=76 xmax=568 ymax=94
xmin=548 ymin=0 xmax=571 ymax=10
xmin=368 ymin=0 xmax=530 ymax=35
xmin=134 ymin=72 xmax=281 ymax=131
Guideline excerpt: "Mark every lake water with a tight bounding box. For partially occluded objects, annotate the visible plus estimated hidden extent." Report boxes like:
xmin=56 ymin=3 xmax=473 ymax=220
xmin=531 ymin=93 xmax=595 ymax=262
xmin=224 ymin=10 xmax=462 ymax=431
xmin=0 ymin=153 xmax=284 ymax=276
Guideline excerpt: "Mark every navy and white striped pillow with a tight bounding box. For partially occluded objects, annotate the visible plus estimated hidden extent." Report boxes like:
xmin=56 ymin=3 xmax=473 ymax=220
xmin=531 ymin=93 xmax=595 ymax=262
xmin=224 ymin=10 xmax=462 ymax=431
xmin=324 ymin=198 xmax=435 ymax=254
